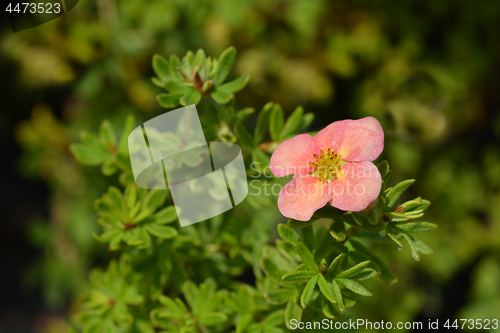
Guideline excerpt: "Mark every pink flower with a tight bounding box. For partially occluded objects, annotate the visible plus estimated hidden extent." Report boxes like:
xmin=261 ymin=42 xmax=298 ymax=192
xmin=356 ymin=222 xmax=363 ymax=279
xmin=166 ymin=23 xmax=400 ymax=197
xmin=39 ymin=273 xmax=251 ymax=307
xmin=270 ymin=117 xmax=384 ymax=221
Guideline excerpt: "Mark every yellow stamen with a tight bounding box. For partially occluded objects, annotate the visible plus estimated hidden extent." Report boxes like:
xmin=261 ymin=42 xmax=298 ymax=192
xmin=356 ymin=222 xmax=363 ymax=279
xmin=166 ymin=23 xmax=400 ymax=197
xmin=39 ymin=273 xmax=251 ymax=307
xmin=310 ymin=149 xmax=347 ymax=182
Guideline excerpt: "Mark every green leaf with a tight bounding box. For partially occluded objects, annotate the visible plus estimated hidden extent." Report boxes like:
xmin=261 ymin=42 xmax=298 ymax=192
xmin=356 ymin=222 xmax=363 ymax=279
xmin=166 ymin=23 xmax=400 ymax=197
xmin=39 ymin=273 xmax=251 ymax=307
xmin=387 ymin=212 xmax=410 ymax=222
xmin=236 ymin=314 xmax=253 ymax=333
xmin=336 ymin=261 xmax=371 ymax=279
xmin=252 ymin=148 xmax=270 ymax=170
xmin=352 ymin=213 xmax=364 ymax=227
xmin=157 ymin=93 xmax=181 ymax=108
xmin=337 ymin=278 xmax=372 ymax=296
xmin=329 ymin=219 xmax=346 ymax=242
xmin=128 ymin=201 xmax=141 ymax=221
xmin=182 ymin=51 xmax=194 ymax=75
xmin=287 ymin=218 xmax=316 ymax=230
xmin=118 ymin=115 xmax=135 ymax=154
xmin=300 ymin=225 xmax=314 ymax=251
xmin=164 ymin=81 xmax=192 ymax=94
xmin=132 ymin=208 xmax=152 ymax=223
xmin=387 ymin=232 xmax=404 ymax=249
xmin=349 ymin=240 xmax=398 ymax=284
xmin=213 ymin=46 xmax=236 ymax=85
xmin=401 ymin=197 xmax=422 ymax=210
xmin=376 ymin=161 xmax=389 ymax=179
xmin=400 ymin=232 xmax=420 ymax=261
xmin=145 ymin=225 xmax=177 ymax=239
xmin=218 ymin=73 xmax=250 ymax=93
xmin=282 ymin=270 xmax=316 ymax=282
xmin=168 ymin=55 xmax=183 ymax=81
xmin=412 ymin=237 xmax=434 ymax=255
xmin=314 ymin=227 xmax=332 ymax=262
xmin=344 ymin=298 xmax=356 ymax=307
xmin=101 ymin=160 xmax=117 ymax=176
xmin=264 ymin=289 xmax=295 ymax=305
xmin=278 ymin=240 xmax=298 ymax=255
xmin=70 ymin=143 xmax=109 ymax=166
xmin=299 ymin=113 xmax=314 ymax=132
xmin=211 ymin=89 xmax=233 ymax=104
xmin=158 ymin=295 xmax=185 ymax=315
xmin=378 ymin=195 xmax=387 ymax=207
xmin=194 ymin=49 xmax=206 ymax=68
xmin=136 ymin=227 xmax=151 ymax=248
xmin=412 ymin=199 xmax=431 ymax=212
xmin=180 ymin=90 xmax=201 ymax=106
xmin=261 ymin=258 xmax=287 ymax=283
xmin=99 ymin=120 xmax=116 ymax=146
xmin=342 ymin=214 xmax=387 ymax=232
xmin=182 ymin=281 xmax=198 ymax=310
xmin=405 ymin=210 xmax=424 ymax=219
xmin=367 ymin=212 xmax=378 ymax=225
xmin=263 ymin=245 xmax=294 ymax=271
xmin=109 ymin=234 xmax=123 ymax=250
xmin=254 ymin=102 xmax=274 ymax=145
xmin=386 ymin=179 xmax=415 ymax=207
xmin=317 ymin=274 xmax=336 ymax=303
xmin=234 ymin=107 xmax=255 ymax=124
xmin=124 ymin=228 xmax=145 ymax=246
xmin=152 ymin=77 xmax=163 ymax=88
xmin=269 ymin=104 xmax=284 ymax=141
xmin=199 ymin=312 xmax=227 ymax=326
xmin=143 ymin=190 xmax=166 ymax=211
xmin=353 ymin=268 xmax=379 ymax=281
xmin=154 ymin=206 xmax=178 ymax=224
xmin=321 ymin=297 xmax=337 ymax=319
xmin=234 ymin=122 xmax=254 ymax=147
xmin=106 ymin=186 xmax=123 ymax=207
xmin=263 ymin=310 xmax=285 ymax=327
xmin=331 ymin=280 xmax=344 ymax=311
xmin=300 ymin=274 xmax=318 ymax=308
xmin=296 ymin=242 xmax=318 ymax=272
xmin=93 ymin=229 xmax=121 ymax=243
xmin=152 ymin=54 xmax=170 ymax=82
xmin=326 ymin=253 xmax=347 ymax=279
xmin=136 ymin=319 xmax=155 ymax=333
xmin=395 ymin=222 xmax=437 ymax=233
xmin=124 ymin=185 xmax=137 ymax=209
xmin=285 ymin=298 xmax=302 ymax=330
xmin=281 ymin=106 xmax=304 ymax=139
xmin=400 ymin=232 xmax=433 ymax=256
xmin=278 ymin=224 xmax=299 ymax=243
xmin=119 ymin=172 xmax=134 ymax=186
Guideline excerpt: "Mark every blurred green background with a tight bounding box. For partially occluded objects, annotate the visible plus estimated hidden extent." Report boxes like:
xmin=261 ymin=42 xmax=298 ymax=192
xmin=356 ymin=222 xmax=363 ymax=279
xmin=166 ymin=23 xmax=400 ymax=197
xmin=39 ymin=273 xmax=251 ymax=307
xmin=1 ymin=0 xmax=500 ymax=332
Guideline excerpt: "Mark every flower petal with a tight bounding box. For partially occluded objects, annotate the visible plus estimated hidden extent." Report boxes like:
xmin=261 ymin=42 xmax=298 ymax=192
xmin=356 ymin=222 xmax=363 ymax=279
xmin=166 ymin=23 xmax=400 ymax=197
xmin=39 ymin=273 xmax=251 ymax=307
xmin=314 ymin=119 xmax=351 ymax=151
xmin=331 ymin=117 xmax=384 ymax=162
xmin=329 ymin=161 xmax=381 ymax=212
xmin=270 ymin=134 xmax=320 ymax=177
xmin=278 ymin=175 xmax=331 ymax=221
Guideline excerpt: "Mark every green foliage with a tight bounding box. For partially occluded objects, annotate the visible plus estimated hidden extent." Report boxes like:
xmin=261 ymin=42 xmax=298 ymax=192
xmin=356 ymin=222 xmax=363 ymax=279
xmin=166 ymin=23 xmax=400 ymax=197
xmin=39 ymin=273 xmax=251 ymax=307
xmin=8 ymin=0 xmax=500 ymax=329
xmin=93 ymin=185 xmax=178 ymax=250
xmin=70 ymin=115 xmax=136 ymax=180
xmin=153 ymin=47 xmax=250 ymax=108
xmin=32 ymin=47 xmax=436 ymax=332
xmin=150 ymin=279 xmax=228 ymax=331
xmin=75 ymin=259 xmax=146 ymax=333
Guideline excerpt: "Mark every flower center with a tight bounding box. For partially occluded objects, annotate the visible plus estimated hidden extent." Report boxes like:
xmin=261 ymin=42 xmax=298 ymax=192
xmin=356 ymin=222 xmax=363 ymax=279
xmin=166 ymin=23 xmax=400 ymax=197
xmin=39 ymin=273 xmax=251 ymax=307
xmin=309 ymin=148 xmax=347 ymax=182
